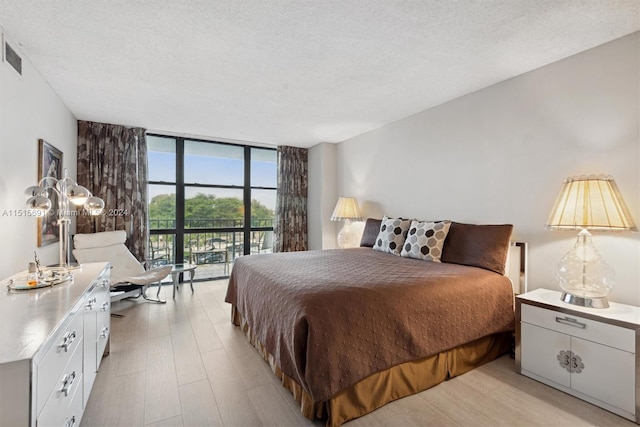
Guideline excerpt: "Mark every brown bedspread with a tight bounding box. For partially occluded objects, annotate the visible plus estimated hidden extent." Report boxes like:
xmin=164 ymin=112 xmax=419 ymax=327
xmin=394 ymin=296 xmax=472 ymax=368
xmin=225 ymin=248 xmax=514 ymax=402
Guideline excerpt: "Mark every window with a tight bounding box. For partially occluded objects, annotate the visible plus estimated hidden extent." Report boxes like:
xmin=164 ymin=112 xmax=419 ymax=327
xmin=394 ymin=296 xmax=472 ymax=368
xmin=147 ymin=135 xmax=276 ymax=280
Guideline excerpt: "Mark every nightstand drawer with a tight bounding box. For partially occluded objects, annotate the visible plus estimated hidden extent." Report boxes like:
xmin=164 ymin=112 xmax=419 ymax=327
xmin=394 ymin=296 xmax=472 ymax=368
xmin=521 ymin=304 xmax=635 ymax=353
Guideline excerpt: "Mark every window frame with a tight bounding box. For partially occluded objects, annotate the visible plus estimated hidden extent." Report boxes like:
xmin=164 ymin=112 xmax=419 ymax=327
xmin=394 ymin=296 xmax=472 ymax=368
xmin=147 ymin=133 xmax=277 ymax=279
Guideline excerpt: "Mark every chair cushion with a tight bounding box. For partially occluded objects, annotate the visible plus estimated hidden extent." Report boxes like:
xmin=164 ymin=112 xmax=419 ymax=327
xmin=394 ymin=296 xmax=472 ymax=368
xmin=74 ymin=230 xmax=127 ymax=249
xmin=73 ymin=241 xmax=146 ymax=282
xmin=114 ymin=265 xmax=172 ymax=286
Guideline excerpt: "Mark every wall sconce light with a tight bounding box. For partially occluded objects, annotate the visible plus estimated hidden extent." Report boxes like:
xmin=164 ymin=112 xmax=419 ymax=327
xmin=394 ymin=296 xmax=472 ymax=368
xmin=26 ymin=168 xmax=104 ymax=267
xmin=546 ymin=175 xmax=637 ymax=308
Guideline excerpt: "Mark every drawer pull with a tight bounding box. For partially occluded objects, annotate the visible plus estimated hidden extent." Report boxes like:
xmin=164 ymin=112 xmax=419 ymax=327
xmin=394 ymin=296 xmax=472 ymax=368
xmin=571 ymin=353 xmax=585 ymax=374
xmin=101 ymin=301 xmax=110 ymax=311
xmin=85 ymin=297 xmax=97 ymax=310
xmin=557 ymin=350 xmax=571 ymax=371
xmin=555 ymin=316 xmax=586 ymax=329
xmin=100 ymin=278 xmax=109 ymax=288
xmin=59 ymin=331 xmax=77 ymax=352
xmin=557 ymin=350 xmax=585 ymax=373
xmin=64 ymin=415 xmax=76 ymax=427
xmin=60 ymin=371 xmax=76 ymax=397
xmin=100 ymin=326 xmax=109 ymax=339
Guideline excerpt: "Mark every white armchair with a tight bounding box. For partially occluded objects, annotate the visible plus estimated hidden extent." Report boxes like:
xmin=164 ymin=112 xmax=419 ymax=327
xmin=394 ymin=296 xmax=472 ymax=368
xmin=73 ymin=230 xmax=171 ymax=304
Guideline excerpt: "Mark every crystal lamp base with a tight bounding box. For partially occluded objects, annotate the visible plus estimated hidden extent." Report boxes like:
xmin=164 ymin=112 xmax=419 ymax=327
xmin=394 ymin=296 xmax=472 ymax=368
xmin=337 ymin=219 xmax=357 ymax=249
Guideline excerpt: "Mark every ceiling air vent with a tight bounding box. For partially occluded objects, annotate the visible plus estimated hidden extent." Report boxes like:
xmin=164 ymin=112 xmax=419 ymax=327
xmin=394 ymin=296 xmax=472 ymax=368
xmin=5 ymin=41 xmax=22 ymax=75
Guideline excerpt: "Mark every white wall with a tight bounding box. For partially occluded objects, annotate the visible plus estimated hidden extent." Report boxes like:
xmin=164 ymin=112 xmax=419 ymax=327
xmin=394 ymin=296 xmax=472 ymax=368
xmin=334 ymin=33 xmax=640 ymax=305
xmin=308 ymin=142 xmax=338 ymax=249
xmin=0 ymin=27 xmax=78 ymax=277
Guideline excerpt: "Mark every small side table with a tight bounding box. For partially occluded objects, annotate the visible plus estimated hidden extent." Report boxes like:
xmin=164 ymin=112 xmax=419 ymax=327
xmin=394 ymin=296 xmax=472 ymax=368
xmin=516 ymin=288 xmax=639 ymax=422
xmin=157 ymin=263 xmax=197 ymax=299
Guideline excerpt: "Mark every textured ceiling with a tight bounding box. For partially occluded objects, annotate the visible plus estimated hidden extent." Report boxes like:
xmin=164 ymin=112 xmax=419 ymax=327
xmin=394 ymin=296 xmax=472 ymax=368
xmin=0 ymin=1 xmax=638 ymax=148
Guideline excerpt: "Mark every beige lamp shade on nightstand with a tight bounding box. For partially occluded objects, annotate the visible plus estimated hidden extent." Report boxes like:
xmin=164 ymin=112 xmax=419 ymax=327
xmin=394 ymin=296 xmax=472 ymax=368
xmin=331 ymin=197 xmax=362 ymax=249
xmin=546 ymin=175 xmax=637 ymax=308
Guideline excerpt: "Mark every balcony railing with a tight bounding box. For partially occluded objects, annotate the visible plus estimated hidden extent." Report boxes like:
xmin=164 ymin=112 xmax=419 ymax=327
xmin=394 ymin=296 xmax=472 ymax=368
xmin=148 ymin=217 xmax=274 ymax=279
xmin=149 ymin=217 xmax=274 ymax=230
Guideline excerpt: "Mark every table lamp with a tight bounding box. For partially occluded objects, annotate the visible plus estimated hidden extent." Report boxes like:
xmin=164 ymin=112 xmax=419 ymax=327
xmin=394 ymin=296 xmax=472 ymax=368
xmin=331 ymin=197 xmax=362 ymax=248
xmin=26 ymin=168 xmax=105 ymax=267
xmin=546 ymin=175 xmax=637 ymax=308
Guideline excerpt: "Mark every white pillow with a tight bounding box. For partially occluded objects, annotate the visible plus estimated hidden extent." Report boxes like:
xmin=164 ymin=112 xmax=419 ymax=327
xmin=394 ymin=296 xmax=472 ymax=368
xmin=373 ymin=216 xmax=412 ymax=256
xmin=400 ymin=220 xmax=451 ymax=262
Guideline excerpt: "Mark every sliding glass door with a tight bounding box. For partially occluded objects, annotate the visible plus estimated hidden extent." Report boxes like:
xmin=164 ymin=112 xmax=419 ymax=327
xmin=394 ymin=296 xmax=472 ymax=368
xmin=147 ymin=134 xmax=276 ymax=280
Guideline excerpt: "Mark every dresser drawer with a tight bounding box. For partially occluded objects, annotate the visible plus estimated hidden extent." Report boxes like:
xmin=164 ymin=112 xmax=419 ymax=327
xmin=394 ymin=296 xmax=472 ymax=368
xmin=38 ymin=372 xmax=83 ymax=427
xmin=93 ymin=276 xmax=110 ymax=366
xmin=37 ymin=336 xmax=84 ymax=426
xmin=521 ymin=304 xmax=635 ymax=353
xmin=97 ymin=312 xmax=110 ymax=361
xmin=36 ymin=309 xmax=84 ymax=414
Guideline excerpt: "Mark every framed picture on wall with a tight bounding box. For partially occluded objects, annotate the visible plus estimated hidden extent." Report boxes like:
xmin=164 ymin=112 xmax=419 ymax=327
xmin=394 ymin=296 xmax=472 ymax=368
xmin=38 ymin=139 xmax=63 ymax=247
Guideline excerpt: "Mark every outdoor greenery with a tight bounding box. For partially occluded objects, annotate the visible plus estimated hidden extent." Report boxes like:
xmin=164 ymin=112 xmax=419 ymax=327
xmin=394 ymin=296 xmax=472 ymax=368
xmin=149 ymin=192 xmax=274 ymax=228
xmin=148 ymin=193 xmax=275 ymax=265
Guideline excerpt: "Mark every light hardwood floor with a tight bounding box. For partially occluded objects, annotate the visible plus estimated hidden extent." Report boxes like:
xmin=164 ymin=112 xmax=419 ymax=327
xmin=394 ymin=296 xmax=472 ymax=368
xmin=81 ymin=280 xmax=635 ymax=427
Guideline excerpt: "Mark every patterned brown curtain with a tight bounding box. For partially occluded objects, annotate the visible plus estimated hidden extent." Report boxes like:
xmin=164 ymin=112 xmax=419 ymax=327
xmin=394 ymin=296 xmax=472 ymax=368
xmin=76 ymin=121 xmax=148 ymax=261
xmin=274 ymin=146 xmax=308 ymax=252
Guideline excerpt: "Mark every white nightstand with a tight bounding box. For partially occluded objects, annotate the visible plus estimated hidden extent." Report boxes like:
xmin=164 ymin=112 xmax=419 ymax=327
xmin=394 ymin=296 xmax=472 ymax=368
xmin=515 ymin=288 xmax=640 ymax=423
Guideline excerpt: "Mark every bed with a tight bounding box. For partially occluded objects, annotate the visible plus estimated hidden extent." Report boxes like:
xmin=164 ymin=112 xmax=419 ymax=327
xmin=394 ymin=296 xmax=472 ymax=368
xmin=225 ymin=219 xmax=516 ymax=426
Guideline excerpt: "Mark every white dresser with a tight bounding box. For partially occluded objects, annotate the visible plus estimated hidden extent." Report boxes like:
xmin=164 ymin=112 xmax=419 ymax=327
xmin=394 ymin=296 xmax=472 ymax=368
xmin=516 ymin=288 xmax=639 ymax=423
xmin=0 ymin=262 xmax=110 ymax=426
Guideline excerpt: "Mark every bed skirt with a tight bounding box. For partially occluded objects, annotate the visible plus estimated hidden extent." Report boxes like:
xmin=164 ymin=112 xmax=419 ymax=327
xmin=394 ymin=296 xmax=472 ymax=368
xmin=231 ymin=306 xmax=511 ymax=427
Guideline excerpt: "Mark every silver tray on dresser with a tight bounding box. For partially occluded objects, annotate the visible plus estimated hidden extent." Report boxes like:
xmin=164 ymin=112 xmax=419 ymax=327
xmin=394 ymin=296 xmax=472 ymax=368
xmin=6 ymin=269 xmax=73 ymax=291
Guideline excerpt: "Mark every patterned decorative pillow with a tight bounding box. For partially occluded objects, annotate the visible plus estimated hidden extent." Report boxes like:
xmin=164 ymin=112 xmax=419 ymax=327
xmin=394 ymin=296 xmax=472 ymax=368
xmin=373 ymin=216 xmax=412 ymax=255
xmin=400 ymin=220 xmax=452 ymax=262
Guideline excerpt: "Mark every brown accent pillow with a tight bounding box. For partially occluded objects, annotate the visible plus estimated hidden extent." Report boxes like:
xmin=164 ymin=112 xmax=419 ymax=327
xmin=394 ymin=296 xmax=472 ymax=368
xmin=441 ymin=222 xmax=513 ymax=275
xmin=360 ymin=218 xmax=382 ymax=248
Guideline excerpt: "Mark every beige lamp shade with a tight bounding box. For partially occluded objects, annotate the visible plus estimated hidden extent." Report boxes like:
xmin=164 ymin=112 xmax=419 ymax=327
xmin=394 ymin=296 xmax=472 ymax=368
xmin=546 ymin=175 xmax=637 ymax=231
xmin=331 ymin=197 xmax=362 ymax=221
